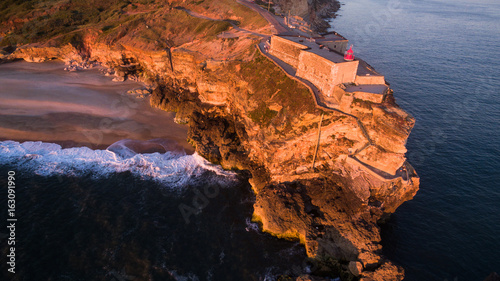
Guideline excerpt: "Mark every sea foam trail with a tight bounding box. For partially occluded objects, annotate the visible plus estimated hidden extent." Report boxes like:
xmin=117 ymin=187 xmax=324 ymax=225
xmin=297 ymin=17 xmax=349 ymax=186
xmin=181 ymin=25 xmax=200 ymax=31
xmin=0 ymin=140 xmax=236 ymax=188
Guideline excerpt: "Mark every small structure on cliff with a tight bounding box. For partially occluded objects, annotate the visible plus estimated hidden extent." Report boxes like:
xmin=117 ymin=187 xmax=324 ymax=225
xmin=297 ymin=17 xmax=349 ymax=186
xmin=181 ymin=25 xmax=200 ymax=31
xmin=269 ymin=35 xmax=359 ymax=95
xmin=345 ymin=84 xmax=388 ymax=103
xmin=268 ymin=35 xmax=387 ymax=106
xmin=315 ymin=32 xmax=349 ymax=54
xmin=344 ymin=45 xmax=354 ymax=61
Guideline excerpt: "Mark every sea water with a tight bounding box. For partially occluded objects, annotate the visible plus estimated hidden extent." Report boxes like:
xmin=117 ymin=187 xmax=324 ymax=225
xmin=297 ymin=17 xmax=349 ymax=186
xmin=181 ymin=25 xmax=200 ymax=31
xmin=0 ymin=62 xmax=307 ymax=280
xmin=330 ymin=0 xmax=500 ymax=280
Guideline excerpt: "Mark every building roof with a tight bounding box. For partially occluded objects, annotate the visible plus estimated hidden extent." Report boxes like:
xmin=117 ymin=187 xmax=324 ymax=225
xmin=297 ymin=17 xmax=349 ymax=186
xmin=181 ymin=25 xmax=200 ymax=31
xmin=314 ymin=33 xmax=348 ymax=42
xmin=345 ymin=84 xmax=388 ymax=95
xmin=277 ymin=36 xmax=348 ymax=64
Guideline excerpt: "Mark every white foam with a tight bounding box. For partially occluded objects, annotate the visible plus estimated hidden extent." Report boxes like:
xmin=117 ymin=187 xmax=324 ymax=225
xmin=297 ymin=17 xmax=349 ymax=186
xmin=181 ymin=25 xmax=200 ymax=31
xmin=245 ymin=218 xmax=260 ymax=232
xmin=0 ymin=140 xmax=236 ymax=189
xmin=167 ymin=270 xmax=200 ymax=281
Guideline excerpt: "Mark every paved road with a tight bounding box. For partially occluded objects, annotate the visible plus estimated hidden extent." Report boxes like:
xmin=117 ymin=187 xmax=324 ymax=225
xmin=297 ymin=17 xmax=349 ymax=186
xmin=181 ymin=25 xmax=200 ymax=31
xmin=236 ymin=0 xmax=289 ymax=34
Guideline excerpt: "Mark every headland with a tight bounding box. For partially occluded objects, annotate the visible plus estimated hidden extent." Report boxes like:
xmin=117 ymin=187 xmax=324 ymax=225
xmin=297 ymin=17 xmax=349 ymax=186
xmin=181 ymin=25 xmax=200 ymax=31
xmin=0 ymin=0 xmax=419 ymax=280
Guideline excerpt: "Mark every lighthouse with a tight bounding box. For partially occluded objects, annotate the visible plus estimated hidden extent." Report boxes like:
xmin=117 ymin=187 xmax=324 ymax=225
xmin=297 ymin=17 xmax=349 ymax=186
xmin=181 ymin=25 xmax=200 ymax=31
xmin=344 ymin=45 xmax=354 ymax=61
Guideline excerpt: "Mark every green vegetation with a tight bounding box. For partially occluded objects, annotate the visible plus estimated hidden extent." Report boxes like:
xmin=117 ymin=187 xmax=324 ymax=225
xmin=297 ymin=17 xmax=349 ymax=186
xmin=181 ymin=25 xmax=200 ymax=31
xmin=59 ymin=32 xmax=85 ymax=50
xmin=0 ymin=0 xmax=233 ymax=47
xmin=352 ymin=98 xmax=373 ymax=110
xmin=0 ymin=0 xmax=40 ymax=22
xmin=254 ymin=0 xmax=276 ymax=15
xmin=185 ymin=0 xmax=268 ymax=30
xmin=238 ymin=50 xmax=317 ymax=127
xmin=1 ymin=0 xmax=131 ymax=45
xmin=249 ymin=103 xmax=279 ymax=125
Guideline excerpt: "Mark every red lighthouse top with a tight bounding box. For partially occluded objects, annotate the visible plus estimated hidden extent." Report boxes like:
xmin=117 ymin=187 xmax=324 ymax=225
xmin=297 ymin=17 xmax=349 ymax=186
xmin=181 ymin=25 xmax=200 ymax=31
xmin=344 ymin=45 xmax=354 ymax=61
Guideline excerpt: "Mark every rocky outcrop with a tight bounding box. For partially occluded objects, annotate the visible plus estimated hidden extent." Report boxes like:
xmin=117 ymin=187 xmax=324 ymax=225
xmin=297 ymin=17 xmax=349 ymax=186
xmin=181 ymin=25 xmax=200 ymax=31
xmin=0 ymin=1 xmax=418 ymax=280
xmin=2 ymin=41 xmax=417 ymax=280
xmin=273 ymin=0 xmax=341 ymax=32
xmin=484 ymin=272 xmax=500 ymax=281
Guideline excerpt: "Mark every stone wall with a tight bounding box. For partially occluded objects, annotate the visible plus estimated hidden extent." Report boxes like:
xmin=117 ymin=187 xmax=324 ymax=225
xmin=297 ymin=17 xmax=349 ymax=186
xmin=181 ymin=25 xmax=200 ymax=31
xmin=352 ymin=91 xmax=385 ymax=103
xmin=355 ymin=75 xmax=385 ymax=85
xmin=296 ymin=51 xmax=336 ymax=96
xmin=269 ymin=36 xmax=308 ymax=68
xmin=296 ymin=51 xmax=358 ymax=97
xmin=332 ymin=60 xmax=359 ymax=84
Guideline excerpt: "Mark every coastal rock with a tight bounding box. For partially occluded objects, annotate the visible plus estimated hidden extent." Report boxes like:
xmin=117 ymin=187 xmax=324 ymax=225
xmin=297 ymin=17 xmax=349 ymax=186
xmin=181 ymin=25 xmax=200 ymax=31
xmin=296 ymin=275 xmax=330 ymax=281
xmin=7 ymin=40 xmax=417 ymax=280
xmin=273 ymin=0 xmax=341 ymax=32
xmin=484 ymin=272 xmax=500 ymax=281
xmin=360 ymin=261 xmax=405 ymax=281
xmin=1 ymin=1 xmax=418 ymax=279
xmin=348 ymin=261 xmax=363 ymax=276
xmin=8 ymin=44 xmax=81 ymax=63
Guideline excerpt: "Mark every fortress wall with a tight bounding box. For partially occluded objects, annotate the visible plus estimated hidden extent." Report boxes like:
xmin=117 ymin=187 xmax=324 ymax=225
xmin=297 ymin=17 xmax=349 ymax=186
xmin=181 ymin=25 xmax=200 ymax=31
xmin=296 ymin=51 xmax=337 ymax=97
xmin=332 ymin=61 xmax=359 ymax=85
xmin=355 ymin=75 xmax=385 ymax=85
xmin=269 ymin=36 xmax=308 ymax=68
xmin=296 ymin=51 xmax=359 ymax=98
xmin=352 ymin=91 xmax=384 ymax=103
xmin=332 ymin=85 xmax=347 ymax=102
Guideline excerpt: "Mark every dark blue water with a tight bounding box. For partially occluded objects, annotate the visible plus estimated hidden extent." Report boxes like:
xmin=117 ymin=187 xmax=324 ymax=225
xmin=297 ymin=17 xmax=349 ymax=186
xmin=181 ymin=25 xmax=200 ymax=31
xmin=330 ymin=0 xmax=500 ymax=280
xmin=0 ymin=64 xmax=309 ymax=280
xmin=0 ymin=165 xmax=307 ymax=281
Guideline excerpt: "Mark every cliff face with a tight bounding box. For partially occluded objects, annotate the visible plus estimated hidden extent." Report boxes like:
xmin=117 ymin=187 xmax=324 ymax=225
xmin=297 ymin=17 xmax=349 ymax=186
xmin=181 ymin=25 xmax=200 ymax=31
xmin=0 ymin=1 xmax=418 ymax=280
xmin=273 ymin=0 xmax=341 ymax=32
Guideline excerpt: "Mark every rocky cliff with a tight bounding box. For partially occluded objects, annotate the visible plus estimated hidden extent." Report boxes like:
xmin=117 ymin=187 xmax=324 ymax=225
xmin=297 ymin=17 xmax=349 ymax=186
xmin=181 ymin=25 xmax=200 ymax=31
xmin=272 ymin=0 xmax=341 ymax=32
xmin=0 ymin=0 xmax=418 ymax=280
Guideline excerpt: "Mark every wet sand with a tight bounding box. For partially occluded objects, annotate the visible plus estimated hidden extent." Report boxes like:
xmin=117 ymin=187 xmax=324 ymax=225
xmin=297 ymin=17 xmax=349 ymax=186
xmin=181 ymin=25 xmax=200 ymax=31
xmin=0 ymin=60 xmax=194 ymax=153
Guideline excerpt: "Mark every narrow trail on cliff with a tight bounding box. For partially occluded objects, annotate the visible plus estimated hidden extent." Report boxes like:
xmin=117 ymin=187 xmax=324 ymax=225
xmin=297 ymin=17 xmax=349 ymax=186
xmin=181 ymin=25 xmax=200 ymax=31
xmin=236 ymin=0 xmax=289 ymax=33
xmin=255 ymin=42 xmax=378 ymax=170
xmin=174 ymin=6 xmax=268 ymax=37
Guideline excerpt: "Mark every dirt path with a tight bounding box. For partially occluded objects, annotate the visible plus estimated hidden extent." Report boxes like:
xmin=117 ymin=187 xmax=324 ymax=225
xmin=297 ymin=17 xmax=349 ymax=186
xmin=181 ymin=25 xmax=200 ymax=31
xmin=175 ymin=7 xmax=268 ymax=37
xmin=236 ymin=0 xmax=289 ymax=34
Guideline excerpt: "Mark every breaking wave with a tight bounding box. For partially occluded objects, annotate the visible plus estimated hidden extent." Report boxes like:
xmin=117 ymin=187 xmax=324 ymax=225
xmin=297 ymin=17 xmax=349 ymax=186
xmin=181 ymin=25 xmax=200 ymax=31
xmin=0 ymin=139 xmax=236 ymax=188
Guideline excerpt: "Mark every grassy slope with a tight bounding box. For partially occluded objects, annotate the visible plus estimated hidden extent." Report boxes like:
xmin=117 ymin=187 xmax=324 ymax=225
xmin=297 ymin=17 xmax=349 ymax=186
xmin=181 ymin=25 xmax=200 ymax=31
xmin=0 ymin=0 xmax=317 ymax=128
xmin=238 ymin=50 xmax=317 ymax=127
xmin=0 ymin=0 xmax=267 ymax=47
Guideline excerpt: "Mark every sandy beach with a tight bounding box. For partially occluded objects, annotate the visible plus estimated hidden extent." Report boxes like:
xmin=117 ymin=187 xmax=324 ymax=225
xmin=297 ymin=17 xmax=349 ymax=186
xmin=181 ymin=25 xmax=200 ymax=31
xmin=0 ymin=60 xmax=193 ymax=153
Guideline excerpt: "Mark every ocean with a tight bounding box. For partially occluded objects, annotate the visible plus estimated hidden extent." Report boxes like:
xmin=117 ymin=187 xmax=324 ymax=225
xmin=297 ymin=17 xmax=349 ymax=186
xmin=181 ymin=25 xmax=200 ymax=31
xmin=0 ymin=62 xmax=308 ymax=280
xmin=1 ymin=0 xmax=499 ymax=279
xmin=329 ymin=0 xmax=500 ymax=280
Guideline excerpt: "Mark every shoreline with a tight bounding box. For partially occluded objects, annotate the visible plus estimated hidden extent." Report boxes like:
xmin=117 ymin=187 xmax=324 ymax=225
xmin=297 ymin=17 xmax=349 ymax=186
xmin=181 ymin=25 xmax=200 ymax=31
xmin=0 ymin=60 xmax=195 ymax=154
xmin=0 ymin=0 xmax=419 ymax=279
